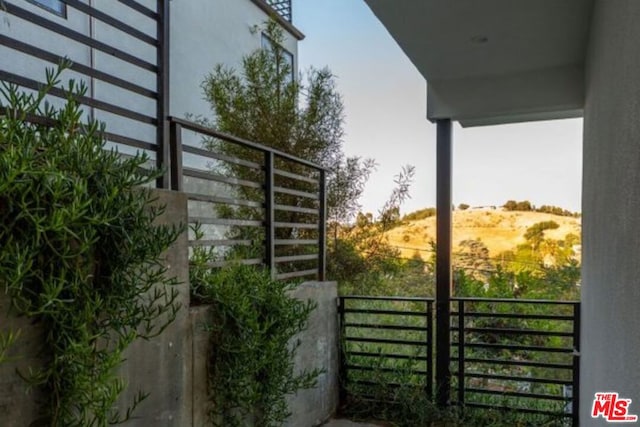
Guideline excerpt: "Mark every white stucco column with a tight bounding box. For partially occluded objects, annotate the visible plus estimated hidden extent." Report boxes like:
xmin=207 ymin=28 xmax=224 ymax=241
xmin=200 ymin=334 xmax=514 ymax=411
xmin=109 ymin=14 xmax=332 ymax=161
xmin=581 ymin=1 xmax=640 ymax=424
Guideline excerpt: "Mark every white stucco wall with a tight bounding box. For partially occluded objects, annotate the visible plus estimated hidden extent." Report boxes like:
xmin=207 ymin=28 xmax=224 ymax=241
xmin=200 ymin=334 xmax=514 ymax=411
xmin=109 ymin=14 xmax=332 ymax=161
xmin=0 ymin=0 xmax=158 ymax=156
xmin=2 ymin=0 xmax=299 ymax=152
xmin=0 ymin=1 xmax=91 ymax=111
xmin=581 ymin=1 xmax=640 ymax=424
xmin=169 ymin=0 xmax=299 ymax=122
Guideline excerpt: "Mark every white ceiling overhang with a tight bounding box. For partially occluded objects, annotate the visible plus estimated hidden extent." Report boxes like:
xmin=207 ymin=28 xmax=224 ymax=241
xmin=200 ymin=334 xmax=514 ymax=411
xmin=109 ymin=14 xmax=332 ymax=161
xmin=364 ymin=0 xmax=594 ymax=127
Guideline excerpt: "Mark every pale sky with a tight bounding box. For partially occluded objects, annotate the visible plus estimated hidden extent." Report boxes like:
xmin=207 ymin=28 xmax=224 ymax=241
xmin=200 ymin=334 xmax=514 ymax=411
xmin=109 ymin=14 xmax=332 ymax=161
xmin=295 ymin=0 xmax=583 ymax=215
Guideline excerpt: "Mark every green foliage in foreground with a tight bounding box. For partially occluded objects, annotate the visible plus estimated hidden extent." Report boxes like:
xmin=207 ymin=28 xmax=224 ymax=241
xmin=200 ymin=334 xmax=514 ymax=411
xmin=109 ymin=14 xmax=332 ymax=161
xmin=0 ymin=329 xmax=19 ymax=365
xmin=190 ymin=237 xmax=321 ymax=427
xmin=0 ymin=67 xmax=182 ymax=426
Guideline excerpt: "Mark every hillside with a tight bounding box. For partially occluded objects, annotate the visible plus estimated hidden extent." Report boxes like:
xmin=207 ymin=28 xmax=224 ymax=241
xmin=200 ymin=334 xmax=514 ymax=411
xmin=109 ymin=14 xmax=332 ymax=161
xmin=386 ymin=208 xmax=581 ymax=261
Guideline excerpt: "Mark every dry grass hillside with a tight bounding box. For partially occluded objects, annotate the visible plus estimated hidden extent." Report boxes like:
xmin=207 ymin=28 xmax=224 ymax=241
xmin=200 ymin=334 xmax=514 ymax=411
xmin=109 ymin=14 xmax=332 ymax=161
xmin=387 ymin=208 xmax=581 ymax=261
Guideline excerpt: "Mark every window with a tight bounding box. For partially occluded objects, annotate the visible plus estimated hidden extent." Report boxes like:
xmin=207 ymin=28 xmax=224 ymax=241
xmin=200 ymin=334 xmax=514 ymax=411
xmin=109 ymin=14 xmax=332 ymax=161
xmin=261 ymin=34 xmax=295 ymax=84
xmin=27 ymin=0 xmax=66 ymax=17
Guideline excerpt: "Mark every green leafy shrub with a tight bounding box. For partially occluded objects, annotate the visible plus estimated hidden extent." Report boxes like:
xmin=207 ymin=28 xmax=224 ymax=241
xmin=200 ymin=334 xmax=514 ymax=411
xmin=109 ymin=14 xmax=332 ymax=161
xmin=190 ymin=237 xmax=320 ymax=427
xmin=0 ymin=67 xmax=182 ymax=426
xmin=343 ymin=359 xmax=447 ymax=427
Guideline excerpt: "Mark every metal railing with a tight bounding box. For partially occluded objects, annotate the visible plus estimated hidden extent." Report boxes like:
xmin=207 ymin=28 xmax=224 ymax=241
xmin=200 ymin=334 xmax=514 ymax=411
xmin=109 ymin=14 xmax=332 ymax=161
xmin=0 ymin=0 xmax=169 ymax=187
xmin=338 ymin=296 xmax=434 ymax=403
xmin=338 ymin=295 xmax=580 ymax=426
xmin=451 ymin=297 xmax=580 ymax=426
xmin=169 ymin=116 xmax=327 ymax=282
xmin=265 ymin=0 xmax=292 ymax=22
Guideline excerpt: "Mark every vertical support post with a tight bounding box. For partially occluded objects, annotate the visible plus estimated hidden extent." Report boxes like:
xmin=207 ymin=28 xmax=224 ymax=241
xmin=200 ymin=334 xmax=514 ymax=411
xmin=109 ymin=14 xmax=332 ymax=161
xmin=426 ymin=300 xmax=434 ymax=399
xmin=457 ymin=299 xmax=465 ymax=408
xmin=572 ymin=303 xmax=581 ymax=427
xmin=156 ymin=0 xmax=170 ymax=189
xmin=338 ymin=297 xmax=347 ymax=405
xmin=435 ymin=118 xmax=453 ymax=408
xmin=264 ymin=151 xmax=276 ymax=278
xmin=169 ymin=121 xmax=183 ymax=191
xmin=318 ymin=169 xmax=327 ymax=281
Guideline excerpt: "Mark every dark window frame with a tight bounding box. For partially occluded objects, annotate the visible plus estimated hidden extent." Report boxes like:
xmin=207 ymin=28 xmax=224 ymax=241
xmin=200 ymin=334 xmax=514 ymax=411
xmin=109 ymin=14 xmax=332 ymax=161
xmin=26 ymin=0 xmax=67 ymax=18
xmin=261 ymin=33 xmax=295 ymax=84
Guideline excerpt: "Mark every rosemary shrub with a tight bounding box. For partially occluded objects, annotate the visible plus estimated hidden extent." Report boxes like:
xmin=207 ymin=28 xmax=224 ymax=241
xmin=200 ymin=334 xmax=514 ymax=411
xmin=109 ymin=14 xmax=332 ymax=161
xmin=0 ymin=66 xmax=181 ymax=426
xmin=190 ymin=228 xmax=320 ymax=427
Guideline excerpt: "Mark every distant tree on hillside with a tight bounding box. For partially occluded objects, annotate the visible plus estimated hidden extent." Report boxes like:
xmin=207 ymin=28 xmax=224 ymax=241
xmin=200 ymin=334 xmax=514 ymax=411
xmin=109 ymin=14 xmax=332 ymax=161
xmin=524 ymin=220 xmax=560 ymax=249
xmin=536 ymin=205 xmax=579 ymax=217
xmin=503 ymin=200 xmax=534 ymax=211
xmin=504 ymin=200 xmax=580 ymax=217
xmin=402 ymin=207 xmax=436 ymax=221
xmin=458 ymin=203 xmax=470 ymax=210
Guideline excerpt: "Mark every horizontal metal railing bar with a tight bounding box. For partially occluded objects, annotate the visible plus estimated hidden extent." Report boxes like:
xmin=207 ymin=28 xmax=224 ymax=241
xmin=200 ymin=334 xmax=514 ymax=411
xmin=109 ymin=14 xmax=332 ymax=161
xmin=249 ymin=0 xmax=302 ymax=39
xmin=196 ymin=258 xmax=264 ymax=269
xmin=4 ymin=3 xmax=157 ymax=72
xmin=274 ymin=204 xmax=319 ymax=215
xmin=274 ymin=222 xmax=318 ymax=229
xmin=451 ymin=326 xmax=573 ymax=338
xmin=343 ymin=308 xmax=427 ymax=317
xmin=341 ymin=295 xmax=434 ymax=303
xmin=343 ymin=395 xmax=405 ymax=404
xmin=452 ymin=341 xmax=574 ymax=354
xmin=345 ymin=337 xmax=427 ymax=346
xmin=185 ymin=193 xmax=263 ymax=208
xmin=275 ymin=269 xmax=317 ymax=280
xmin=181 ymin=144 xmax=262 ymax=170
xmin=451 ymin=311 xmax=574 ymax=321
xmin=465 ymin=387 xmax=570 ymax=402
xmin=0 ymin=107 xmax=157 ymax=151
xmin=346 ymin=364 xmax=428 ymax=375
xmin=117 ymin=0 xmax=157 ymax=19
xmin=274 ymin=239 xmax=317 ymax=245
xmin=349 ymin=380 xmax=424 ymax=389
xmin=344 ymin=323 xmax=429 ymax=332
xmin=456 ymin=371 xmax=572 ymax=386
xmin=63 ymin=0 xmax=157 ymax=45
xmin=273 ymin=168 xmax=318 ymax=184
xmin=0 ymin=71 xmax=157 ymax=125
xmin=189 ymin=239 xmax=254 ymax=247
xmin=104 ymin=131 xmax=157 ymax=151
xmin=451 ymin=357 xmax=572 ymax=370
xmin=347 ymin=351 xmax=429 ymax=361
xmin=451 ymin=297 xmax=579 ymax=305
xmin=188 ymin=217 xmax=263 ymax=227
xmin=0 ymin=35 xmax=157 ymax=99
xmin=183 ymin=167 xmax=262 ymax=189
xmin=274 ymin=254 xmax=318 ymax=263
xmin=274 ymin=186 xmax=319 ymax=200
xmin=169 ymin=116 xmax=328 ymax=171
xmin=0 ymin=107 xmax=56 ymax=126
xmin=463 ymin=402 xmax=570 ymax=418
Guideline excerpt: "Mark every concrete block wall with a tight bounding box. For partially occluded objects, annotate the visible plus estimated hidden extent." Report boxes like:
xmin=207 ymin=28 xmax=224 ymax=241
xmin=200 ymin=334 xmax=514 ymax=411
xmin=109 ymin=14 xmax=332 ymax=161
xmin=0 ymin=190 xmax=337 ymax=427
xmin=190 ymin=281 xmax=339 ymax=427
xmin=285 ymin=281 xmax=339 ymax=427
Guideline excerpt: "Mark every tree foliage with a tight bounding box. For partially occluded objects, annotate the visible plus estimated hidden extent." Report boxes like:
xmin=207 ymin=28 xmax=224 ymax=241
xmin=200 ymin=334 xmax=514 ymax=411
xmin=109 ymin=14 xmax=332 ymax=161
xmin=328 ymin=166 xmax=415 ymax=288
xmin=504 ymin=200 xmax=579 ymax=217
xmin=402 ymin=207 xmax=436 ymax=221
xmin=201 ymin=21 xmax=374 ymax=224
xmin=524 ymin=220 xmax=560 ymax=248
